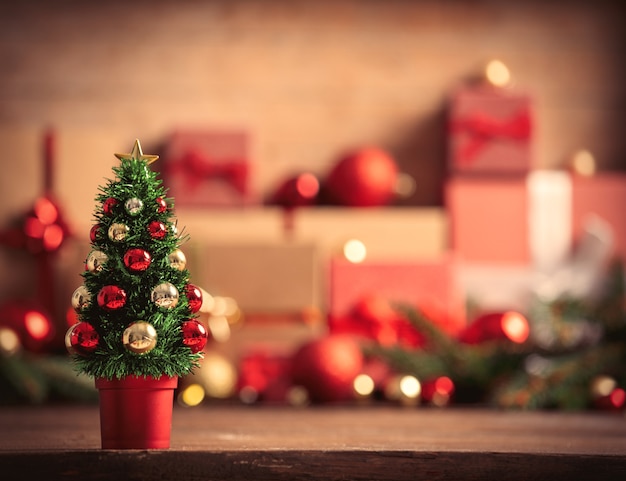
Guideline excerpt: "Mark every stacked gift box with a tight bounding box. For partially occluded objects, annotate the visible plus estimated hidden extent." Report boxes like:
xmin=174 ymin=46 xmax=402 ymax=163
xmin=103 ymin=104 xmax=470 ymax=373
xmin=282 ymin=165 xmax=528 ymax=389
xmin=161 ymin=129 xmax=256 ymax=208
xmin=155 ymin=80 xmax=626 ymax=353
xmin=445 ymin=79 xmax=626 ymax=310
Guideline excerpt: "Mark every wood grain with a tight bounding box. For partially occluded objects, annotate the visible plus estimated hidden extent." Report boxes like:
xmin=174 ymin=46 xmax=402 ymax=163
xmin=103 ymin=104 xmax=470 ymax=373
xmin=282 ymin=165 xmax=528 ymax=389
xmin=1 ymin=406 xmax=625 ymax=480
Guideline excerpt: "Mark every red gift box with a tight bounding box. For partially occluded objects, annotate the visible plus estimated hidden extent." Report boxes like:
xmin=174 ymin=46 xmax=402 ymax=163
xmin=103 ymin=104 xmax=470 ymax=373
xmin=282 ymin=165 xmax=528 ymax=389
xmin=572 ymin=173 xmax=626 ymax=260
xmin=328 ymin=256 xmax=466 ymax=336
xmin=446 ymin=176 xmax=529 ymax=264
xmin=448 ymin=85 xmax=533 ymax=175
xmin=161 ymin=130 xmax=254 ymax=207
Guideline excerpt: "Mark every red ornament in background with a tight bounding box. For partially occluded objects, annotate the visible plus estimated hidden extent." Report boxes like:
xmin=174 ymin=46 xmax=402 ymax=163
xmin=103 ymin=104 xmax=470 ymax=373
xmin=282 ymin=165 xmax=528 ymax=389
xmin=22 ymin=196 xmax=70 ymax=254
xmin=237 ymin=351 xmax=293 ymax=403
xmin=0 ymin=130 xmax=72 ymax=339
xmin=184 ymin=284 xmax=203 ymax=313
xmin=65 ymin=321 xmax=99 ymax=356
xmin=351 ymin=295 xmax=404 ymax=346
xmin=102 ymin=197 xmax=118 ymax=216
xmin=0 ymin=300 xmax=55 ymax=352
xmin=291 ymin=335 xmax=364 ymax=403
xmin=594 ymin=387 xmax=626 ymax=411
xmin=329 ymin=294 xmax=425 ymax=348
xmin=155 ymin=197 xmax=168 ymax=213
xmin=268 ymin=172 xmax=320 ymax=208
xmin=148 ymin=220 xmax=167 ymax=239
xmin=324 ymin=147 xmax=399 ymax=207
xmin=97 ymin=285 xmax=127 ymax=310
xmin=421 ymin=376 xmax=456 ymax=407
xmin=458 ymin=311 xmax=530 ymax=345
xmin=181 ymin=320 xmax=208 ymax=353
xmin=123 ymin=248 xmax=152 ymax=272
xmin=267 ymin=172 xmax=320 ymax=240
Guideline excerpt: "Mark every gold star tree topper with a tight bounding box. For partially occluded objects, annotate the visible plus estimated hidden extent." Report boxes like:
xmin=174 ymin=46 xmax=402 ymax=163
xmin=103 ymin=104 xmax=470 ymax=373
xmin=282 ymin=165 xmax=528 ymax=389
xmin=115 ymin=139 xmax=159 ymax=165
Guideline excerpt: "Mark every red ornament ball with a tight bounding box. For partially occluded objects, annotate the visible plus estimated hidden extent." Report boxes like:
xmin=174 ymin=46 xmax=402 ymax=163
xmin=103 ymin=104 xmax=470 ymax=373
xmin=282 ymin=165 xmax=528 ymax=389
xmin=269 ymin=172 xmax=320 ymax=208
xmin=148 ymin=220 xmax=167 ymax=239
xmin=185 ymin=284 xmax=203 ymax=313
xmin=0 ymin=300 xmax=54 ymax=353
xmin=181 ymin=320 xmax=208 ymax=353
xmin=97 ymin=285 xmax=127 ymax=310
xmin=65 ymin=322 xmax=99 ymax=356
xmin=324 ymin=147 xmax=399 ymax=207
xmin=89 ymin=224 xmax=101 ymax=243
xmin=123 ymin=248 xmax=152 ymax=272
xmin=156 ymin=197 xmax=168 ymax=213
xmin=291 ymin=335 xmax=364 ymax=403
xmin=102 ymin=197 xmax=119 ymax=216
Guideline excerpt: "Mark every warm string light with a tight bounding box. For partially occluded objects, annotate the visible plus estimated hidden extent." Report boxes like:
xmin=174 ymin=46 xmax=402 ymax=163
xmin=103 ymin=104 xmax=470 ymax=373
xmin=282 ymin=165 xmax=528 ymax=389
xmin=343 ymin=239 xmax=367 ymax=263
xmin=353 ymin=373 xmax=376 ymax=398
xmin=0 ymin=327 xmax=20 ymax=356
xmin=569 ymin=149 xmax=596 ymax=176
xmin=485 ymin=59 xmax=511 ymax=87
xmin=385 ymin=374 xmax=422 ymax=406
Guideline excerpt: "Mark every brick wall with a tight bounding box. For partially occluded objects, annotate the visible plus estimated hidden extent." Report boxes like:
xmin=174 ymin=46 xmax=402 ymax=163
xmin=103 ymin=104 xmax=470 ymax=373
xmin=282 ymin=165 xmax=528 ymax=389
xmin=0 ymin=0 xmax=624 ymax=310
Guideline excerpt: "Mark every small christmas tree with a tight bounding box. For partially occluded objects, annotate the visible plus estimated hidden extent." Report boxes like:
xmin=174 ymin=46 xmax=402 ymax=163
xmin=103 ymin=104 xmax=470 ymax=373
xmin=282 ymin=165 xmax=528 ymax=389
xmin=66 ymin=139 xmax=207 ymax=378
xmin=65 ymin=140 xmax=208 ymax=448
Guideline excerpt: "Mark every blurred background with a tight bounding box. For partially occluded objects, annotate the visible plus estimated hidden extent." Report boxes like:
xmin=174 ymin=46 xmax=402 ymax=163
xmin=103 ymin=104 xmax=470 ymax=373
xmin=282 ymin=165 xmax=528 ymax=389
xmin=0 ymin=0 xmax=625 ymax=410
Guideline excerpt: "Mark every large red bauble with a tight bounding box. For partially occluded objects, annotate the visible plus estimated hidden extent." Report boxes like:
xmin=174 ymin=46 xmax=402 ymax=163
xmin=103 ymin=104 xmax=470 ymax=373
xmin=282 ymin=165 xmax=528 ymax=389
xmin=185 ymin=284 xmax=203 ymax=313
xmin=123 ymin=248 xmax=152 ymax=272
xmin=181 ymin=320 xmax=208 ymax=353
xmin=97 ymin=285 xmax=127 ymax=310
xmin=291 ymin=335 xmax=364 ymax=403
xmin=324 ymin=147 xmax=398 ymax=207
xmin=65 ymin=321 xmax=99 ymax=356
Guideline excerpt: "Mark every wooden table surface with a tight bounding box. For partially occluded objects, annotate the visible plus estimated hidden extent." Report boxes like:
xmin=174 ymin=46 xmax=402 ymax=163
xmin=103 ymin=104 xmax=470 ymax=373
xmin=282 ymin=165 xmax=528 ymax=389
xmin=1 ymin=405 xmax=625 ymax=480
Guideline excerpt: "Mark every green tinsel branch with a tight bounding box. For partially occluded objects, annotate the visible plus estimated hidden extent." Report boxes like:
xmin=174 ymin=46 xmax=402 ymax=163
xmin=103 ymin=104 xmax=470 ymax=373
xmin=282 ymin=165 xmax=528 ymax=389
xmin=368 ymin=259 xmax=626 ymax=409
xmin=368 ymin=304 xmax=530 ymax=403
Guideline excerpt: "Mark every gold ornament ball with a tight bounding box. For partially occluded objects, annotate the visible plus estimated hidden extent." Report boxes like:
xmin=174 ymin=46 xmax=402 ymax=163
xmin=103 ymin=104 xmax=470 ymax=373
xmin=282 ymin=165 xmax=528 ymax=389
xmin=64 ymin=324 xmax=78 ymax=355
xmin=169 ymin=249 xmax=187 ymax=271
xmin=86 ymin=250 xmax=108 ymax=273
xmin=71 ymin=285 xmax=91 ymax=311
xmin=108 ymin=223 xmax=129 ymax=242
xmin=151 ymin=282 xmax=180 ymax=309
xmin=122 ymin=321 xmax=158 ymax=354
xmin=124 ymin=197 xmax=144 ymax=215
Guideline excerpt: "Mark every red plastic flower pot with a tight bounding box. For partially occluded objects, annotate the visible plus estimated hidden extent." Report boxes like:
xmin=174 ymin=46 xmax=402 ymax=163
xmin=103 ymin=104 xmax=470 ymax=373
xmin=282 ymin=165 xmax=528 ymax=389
xmin=95 ymin=375 xmax=178 ymax=449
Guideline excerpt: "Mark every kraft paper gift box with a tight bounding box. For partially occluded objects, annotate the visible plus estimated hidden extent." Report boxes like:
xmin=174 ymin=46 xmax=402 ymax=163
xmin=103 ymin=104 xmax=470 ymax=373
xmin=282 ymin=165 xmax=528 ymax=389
xmin=328 ymin=256 xmax=466 ymax=336
xmin=161 ymin=130 xmax=254 ymax=207
xmin=201 ymin=242 xmax=319 ymax=317
xmin=448 ymin=85 xmax=534 ymax=175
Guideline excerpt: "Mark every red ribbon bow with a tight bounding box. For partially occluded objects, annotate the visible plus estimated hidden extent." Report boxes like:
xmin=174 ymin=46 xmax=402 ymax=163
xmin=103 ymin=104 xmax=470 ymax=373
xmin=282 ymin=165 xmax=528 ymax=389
xmin=167 ymin=149 xmax=248 ymax=194
xmin=451 ymin=111 xmax=531 ymax=165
